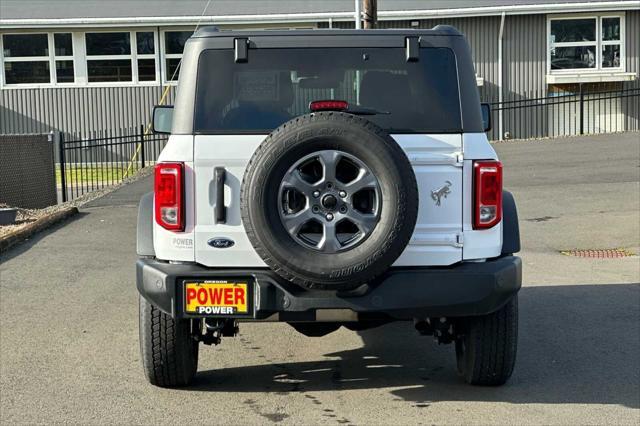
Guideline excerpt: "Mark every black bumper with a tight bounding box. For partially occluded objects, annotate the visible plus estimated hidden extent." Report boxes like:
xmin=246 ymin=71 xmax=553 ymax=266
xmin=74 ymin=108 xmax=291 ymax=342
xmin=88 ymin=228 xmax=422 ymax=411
xmin=137 ymin=256 xmax=521 ymax=320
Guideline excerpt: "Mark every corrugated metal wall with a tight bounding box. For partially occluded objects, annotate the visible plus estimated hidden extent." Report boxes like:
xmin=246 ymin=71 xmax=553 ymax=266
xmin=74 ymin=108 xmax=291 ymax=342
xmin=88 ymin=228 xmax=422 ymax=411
xmin=0 ymin=85 xmax=175 ymax=135
xmin=1 ymin=12 xmax=638 ymax=138
xmin=502 ymin=14 xmax=547 ymax=99
xmin=502 ymin=14 xmax=549 ymax=138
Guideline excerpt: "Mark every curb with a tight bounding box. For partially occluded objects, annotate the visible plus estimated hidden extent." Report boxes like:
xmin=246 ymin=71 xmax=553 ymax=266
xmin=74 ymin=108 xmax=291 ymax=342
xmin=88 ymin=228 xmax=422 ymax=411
xmin=0 ymin=207 xmax=79 ymax=254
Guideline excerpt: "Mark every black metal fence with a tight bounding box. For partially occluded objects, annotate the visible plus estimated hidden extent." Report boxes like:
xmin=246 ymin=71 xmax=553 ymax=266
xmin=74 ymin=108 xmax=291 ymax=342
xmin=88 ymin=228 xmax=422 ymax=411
xmin=58 ymin=125 xmax=167 ymax=202
xmin=487 ymin=87 xmax=640 ymax=140
xmin=53 ymin=87 xmax=638 ymax=202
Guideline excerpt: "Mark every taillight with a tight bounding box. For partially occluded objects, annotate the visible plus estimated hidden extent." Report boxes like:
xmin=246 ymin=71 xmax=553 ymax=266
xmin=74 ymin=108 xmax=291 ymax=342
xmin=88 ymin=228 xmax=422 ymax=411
xmin=154 ymin=162 xmax=184 ymax=231
xmin=309 ymin=100 xmax=349 ymax=112
xmin=473 ymin=160 xmax=502 ymax=229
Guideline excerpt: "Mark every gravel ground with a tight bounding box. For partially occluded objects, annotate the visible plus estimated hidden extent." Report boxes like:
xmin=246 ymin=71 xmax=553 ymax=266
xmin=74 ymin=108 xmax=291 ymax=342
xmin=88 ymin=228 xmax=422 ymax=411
xmin=0 ymin=167 xmax=153 ymax=238
xmin=0 ymin=205 xmax=45 ymax=237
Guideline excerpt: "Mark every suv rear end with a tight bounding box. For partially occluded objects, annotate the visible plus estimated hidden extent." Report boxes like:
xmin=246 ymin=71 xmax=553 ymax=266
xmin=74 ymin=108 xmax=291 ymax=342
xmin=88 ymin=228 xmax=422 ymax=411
xmin=137 ymin=27 xmax=521 ymax=388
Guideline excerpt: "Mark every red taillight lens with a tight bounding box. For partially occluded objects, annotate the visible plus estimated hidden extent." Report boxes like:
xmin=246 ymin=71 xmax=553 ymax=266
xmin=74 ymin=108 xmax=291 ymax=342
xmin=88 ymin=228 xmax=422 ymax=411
xmin=309 ymin=100 xmax=349 ymax=112
xmin=473 ymin=160 xmax=503 ymax=229
xmin=154 ymin=162 xmax=184 ymax=231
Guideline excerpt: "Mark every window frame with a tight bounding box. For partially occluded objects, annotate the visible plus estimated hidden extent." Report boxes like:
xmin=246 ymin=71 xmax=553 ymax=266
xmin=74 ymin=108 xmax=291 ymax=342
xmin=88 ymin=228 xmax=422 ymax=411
xmin=52 ymin=32 xmax=76 ymax=84
xmin=0 ymin=31 xmax=77 ymax=87
xmin=547 ymin=13 xmax=625 ymax=75
xmin=0 ymin=28 xmax=160 ymax=89
xmin=160 ymin=27 xmax=195 ymax=85
xmin=135 ymin=31 xmax=158 ymax=82
xmin=83 ymin=29 xmax=159 ymax=86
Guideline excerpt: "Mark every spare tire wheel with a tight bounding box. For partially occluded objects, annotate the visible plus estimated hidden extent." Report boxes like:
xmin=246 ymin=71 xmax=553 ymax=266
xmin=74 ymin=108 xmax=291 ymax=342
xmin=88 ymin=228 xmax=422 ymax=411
xmin=240 ymin=112 xmax=418 ymax=290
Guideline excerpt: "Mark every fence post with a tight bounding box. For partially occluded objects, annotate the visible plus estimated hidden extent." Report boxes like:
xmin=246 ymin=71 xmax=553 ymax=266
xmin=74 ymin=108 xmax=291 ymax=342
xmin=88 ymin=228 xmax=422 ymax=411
xmin=139 ymin=124 xmax=146 ymax=168
xmin=58 ymin=132 xmax=67 ymax=203
xmin=579 ymin=83 xmax=585 ymax=135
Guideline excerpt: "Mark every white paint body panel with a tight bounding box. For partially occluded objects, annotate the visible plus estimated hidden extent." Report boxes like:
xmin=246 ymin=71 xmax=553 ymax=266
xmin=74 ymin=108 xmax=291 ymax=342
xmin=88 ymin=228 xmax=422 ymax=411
xmin=461 ymin=133 xmax=502 ymax=260
xmin=188 ymin=133 xmax=465 ymax=268
xmin=152 ymin=131 xmax=503 ymax=267
xmin=153 ymin=135 xmax=196 ymax=262
xmin=193 ymin=135 xmax=267 ymax=267
xmin=391 ymin=134 xmax=463 ymax=266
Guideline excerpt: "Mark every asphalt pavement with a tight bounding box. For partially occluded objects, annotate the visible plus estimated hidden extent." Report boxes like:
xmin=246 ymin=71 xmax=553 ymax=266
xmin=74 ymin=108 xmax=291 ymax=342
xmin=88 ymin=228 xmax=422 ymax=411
xmin=1 ymin=133 xmax=639 ymax=425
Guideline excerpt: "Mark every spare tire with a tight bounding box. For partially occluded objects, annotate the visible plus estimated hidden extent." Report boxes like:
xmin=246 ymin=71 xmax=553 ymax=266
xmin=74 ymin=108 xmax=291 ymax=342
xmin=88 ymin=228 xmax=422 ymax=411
xmin=240 ymin=112 xmax=418 ymax=290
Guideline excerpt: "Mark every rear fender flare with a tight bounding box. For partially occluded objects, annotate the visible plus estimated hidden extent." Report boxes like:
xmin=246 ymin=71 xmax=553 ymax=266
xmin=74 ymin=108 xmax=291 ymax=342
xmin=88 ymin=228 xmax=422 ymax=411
xmin=502 ymin=190 xmax=520 ymax=255
xmin=137 ymin=192 xmax=155 ymax=257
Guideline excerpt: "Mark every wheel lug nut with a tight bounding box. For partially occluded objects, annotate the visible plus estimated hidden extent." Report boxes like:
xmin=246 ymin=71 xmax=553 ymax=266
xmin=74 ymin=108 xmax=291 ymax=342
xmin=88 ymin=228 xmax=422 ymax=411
xmin=339 ymin=190 xmax=347 ymax=198
xmin=313 ymin=190 xmax=320 ymax=198
xmin=326 ymin=213 xmax=334 ymax=221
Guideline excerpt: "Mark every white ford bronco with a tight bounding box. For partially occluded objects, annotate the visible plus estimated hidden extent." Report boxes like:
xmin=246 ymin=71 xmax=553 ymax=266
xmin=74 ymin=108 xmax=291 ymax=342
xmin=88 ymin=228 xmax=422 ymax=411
xmin=137 ymin=26 xmax=522 ymax=388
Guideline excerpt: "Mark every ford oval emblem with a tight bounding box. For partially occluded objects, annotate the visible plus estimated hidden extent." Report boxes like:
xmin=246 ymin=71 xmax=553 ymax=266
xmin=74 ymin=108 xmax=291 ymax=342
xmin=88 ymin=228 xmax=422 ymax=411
xmin=208 ymin=238 xmax=235 ymax=249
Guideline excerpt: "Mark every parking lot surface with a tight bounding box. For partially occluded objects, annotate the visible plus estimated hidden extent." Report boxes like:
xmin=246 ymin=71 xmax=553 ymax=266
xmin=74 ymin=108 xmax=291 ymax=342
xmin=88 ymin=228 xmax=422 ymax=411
xmin=1 ymin=133 xmax=639 ymax=425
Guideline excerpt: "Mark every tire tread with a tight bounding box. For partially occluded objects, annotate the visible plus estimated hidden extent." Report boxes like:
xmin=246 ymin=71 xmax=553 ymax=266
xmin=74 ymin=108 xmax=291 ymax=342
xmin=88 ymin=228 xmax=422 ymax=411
xmin=139 ymin=295 xmax=198 ymax=387
xmin=457 ymin=296 xmax=518 ymax=386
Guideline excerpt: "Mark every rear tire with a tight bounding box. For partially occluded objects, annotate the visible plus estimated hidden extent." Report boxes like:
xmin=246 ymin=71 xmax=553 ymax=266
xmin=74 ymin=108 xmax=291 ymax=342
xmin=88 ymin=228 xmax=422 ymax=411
xmin=139 ymin=295 xmax=199 ymax=387
xmin=455 ymin=295 xmax=518 ymax=386
xmin=241 ymin=112 xmax=418 ymax=290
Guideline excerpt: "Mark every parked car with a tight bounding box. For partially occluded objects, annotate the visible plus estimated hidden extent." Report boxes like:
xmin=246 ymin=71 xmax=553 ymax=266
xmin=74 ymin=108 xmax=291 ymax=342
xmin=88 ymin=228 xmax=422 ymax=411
xmin=137 ymin=26 xmax=522 ymax=387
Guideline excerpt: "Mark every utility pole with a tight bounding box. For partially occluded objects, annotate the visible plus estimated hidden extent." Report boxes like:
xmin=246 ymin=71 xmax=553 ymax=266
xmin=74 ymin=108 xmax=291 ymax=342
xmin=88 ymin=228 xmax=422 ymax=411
xmin=354 ymin=0 xmax=362 ymax=29
xmin=363 ymin=0 xmax=377 ymax=29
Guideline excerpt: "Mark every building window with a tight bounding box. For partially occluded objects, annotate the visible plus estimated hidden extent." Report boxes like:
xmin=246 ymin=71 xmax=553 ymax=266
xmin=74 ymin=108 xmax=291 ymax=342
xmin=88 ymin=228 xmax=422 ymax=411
xmin=54 ymin=33 xmax=74 ymax=83
xmin=601 ymin=17 xmax=622 ymax=68
xmin=86 ymin=32 xmax=132 ymax=82
xmin=136 ymin=32 xmax=156 ymax=81
xmin=1 ymin=29 xmax=162 ymax=87
xmin=549 ymin=15 xmax=624 ymax=72
xmin=3 ymin=33 xmax=50 ymax=84
xmin=84 ymin=31 xmax=158 ymax=83
xmin=2 ymin=32 xmax=76 ymax=85
xmin=163 ymin=31 xmax=192 ymax=82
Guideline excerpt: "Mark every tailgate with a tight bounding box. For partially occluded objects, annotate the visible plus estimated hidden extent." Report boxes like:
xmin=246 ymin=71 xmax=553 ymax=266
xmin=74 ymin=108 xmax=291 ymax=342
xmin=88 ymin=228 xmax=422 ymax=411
xmin=193 ymin=133 xmax=463 ymax=267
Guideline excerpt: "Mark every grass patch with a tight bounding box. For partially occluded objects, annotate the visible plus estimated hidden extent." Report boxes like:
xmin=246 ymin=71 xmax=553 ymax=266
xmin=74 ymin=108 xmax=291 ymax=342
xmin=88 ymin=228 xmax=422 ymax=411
xmin=55 ymin=165 xmax=132 ymax=184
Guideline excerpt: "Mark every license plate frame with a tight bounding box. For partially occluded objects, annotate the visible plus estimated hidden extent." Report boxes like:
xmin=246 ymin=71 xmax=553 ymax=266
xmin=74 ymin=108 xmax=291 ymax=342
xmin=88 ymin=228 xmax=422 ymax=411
xmin=181 ymin=278 xmax=254 ymax=318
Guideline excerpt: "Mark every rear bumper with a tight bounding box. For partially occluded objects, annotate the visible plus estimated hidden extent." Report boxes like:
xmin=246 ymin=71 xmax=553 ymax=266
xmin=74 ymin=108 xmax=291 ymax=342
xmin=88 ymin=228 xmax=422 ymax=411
xmin=136 ymin=256 xmax=521 ymax=320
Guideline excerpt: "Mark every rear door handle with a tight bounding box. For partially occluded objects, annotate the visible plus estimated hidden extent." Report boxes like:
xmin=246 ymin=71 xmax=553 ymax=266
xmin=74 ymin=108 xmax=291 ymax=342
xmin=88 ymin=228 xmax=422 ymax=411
xmin=214 ymin=167 xmax=226 ymax=224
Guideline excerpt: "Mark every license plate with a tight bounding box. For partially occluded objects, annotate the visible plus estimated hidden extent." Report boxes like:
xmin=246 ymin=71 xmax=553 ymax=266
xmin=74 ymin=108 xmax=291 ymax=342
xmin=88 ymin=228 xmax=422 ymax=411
xmin=184 ymin=281 xmax=250 ymax=316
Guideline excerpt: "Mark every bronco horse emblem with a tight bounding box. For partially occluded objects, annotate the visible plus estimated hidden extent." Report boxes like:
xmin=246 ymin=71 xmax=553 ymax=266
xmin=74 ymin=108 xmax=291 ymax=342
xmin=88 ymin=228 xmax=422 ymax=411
xmin=431 ymin=181 xmax=452 ymax=206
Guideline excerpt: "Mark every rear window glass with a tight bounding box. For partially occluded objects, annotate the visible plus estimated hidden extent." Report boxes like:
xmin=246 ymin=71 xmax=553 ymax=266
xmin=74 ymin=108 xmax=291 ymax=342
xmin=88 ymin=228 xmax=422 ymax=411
xmin=194 ymin=47 xmax=461 ymax=133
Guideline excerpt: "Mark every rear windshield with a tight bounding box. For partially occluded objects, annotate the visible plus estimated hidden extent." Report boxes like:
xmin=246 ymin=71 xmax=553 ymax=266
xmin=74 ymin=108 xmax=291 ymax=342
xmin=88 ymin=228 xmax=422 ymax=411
xmin=194 ymin=47 xmax=462 ymax=134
